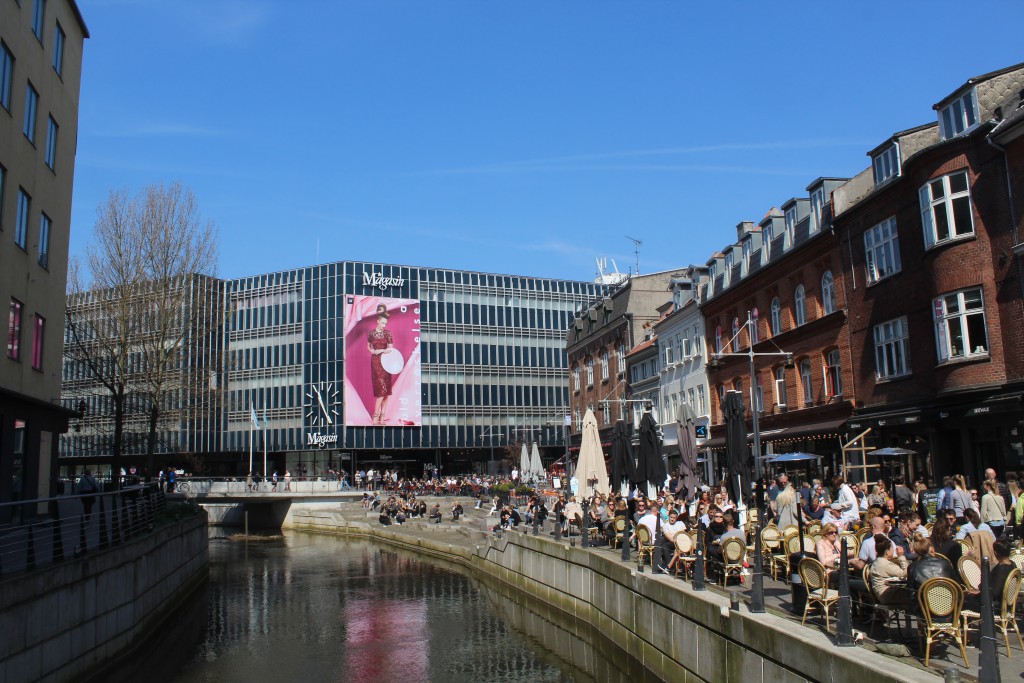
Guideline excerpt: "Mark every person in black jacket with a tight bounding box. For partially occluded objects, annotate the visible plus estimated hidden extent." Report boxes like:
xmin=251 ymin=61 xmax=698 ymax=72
xmin=906 ymin=535 xmax=954 ymax=593
xmin=889 ymin=511 xmax=923 ymax=560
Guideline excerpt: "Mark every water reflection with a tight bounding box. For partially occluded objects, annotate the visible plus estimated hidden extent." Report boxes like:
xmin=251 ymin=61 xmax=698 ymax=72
xmin=111 ymin=531 xmax=645 ymax=683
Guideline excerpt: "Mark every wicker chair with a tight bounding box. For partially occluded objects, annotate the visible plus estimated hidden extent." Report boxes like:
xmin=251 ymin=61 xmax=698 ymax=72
xmin=799 ymin=557 xmax=840 ymax=631
xmin=863 ymin=564 xmax=907 ymax=638
xmin=609 ymin=517 xmax=627 ymax=549
xmin=917 ymin=577 xmax=969 ymax=667
xmin=955 ymin=538 xmax=972 ymax=556
xmin=636 ymin=524 xmax=656 ymax=570
xmin=995 ymin=568 xmax=1024 ymax=654
xmin=1010 ymin=550 xmax=1024 ymax=573
xmin=838 ymin=532 xmax=861 ymax=558
xmin=957 ymin=555 xmax=982 ymax=592
xmin=805 ymin=521 xmax=822 ymax=537
xmin=855 ymin=526 xmax=872 ymax=544
xmin=761 ymin=525 xmax=785 ymax=579
xmin=720 ymin=537 xmax=746 ymax=586
xmin=673 ymin=532 xmax=695 ymax=579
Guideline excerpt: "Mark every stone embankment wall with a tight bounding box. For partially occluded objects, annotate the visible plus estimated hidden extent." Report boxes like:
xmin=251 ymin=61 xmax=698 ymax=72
xmin=287 ymin=509 xmax=936 ymax=683
xmin=0 ymin=513 xmax=209 ymax=683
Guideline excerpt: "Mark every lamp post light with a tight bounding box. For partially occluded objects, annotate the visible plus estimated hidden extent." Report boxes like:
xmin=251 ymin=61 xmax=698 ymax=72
xmin=706 ymin=310 xmax=794 ymax=483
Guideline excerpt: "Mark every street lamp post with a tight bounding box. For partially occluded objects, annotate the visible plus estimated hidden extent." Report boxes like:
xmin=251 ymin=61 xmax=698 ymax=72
xmin=707 ymin=310 xmax=794 ymax=484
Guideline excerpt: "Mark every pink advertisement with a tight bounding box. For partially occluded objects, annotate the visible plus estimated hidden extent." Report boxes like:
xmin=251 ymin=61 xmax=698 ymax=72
xmin=344 ymin=295 xmax=422 ymax=427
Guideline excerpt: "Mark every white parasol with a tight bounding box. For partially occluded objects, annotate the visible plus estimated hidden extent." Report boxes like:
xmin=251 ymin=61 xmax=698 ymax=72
xmin=520 ymin=443 xmax=530 ymax=480
xmin=529 ymin=442 xmax=544 ymax=483
xmin=576 ymin=408 xmax=610 ymax=498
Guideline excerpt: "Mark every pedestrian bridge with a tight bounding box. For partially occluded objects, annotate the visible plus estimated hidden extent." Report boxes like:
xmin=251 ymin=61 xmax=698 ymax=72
xmin=166 ymin=478 xmax=365 ymax=528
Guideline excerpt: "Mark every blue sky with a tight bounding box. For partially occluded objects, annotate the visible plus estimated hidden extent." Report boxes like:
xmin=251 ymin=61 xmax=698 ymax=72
xmin=70 ymin=1 xmax=1024 ymax=283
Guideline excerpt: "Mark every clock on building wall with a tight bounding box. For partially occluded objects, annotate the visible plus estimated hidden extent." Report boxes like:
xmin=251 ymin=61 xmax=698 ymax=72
xmin=305 ymin=381 xmax=340 ymax=429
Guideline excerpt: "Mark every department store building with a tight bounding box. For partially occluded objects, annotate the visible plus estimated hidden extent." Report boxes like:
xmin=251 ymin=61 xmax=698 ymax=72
xmin=63 ymin=260 xmax=602 ymax=478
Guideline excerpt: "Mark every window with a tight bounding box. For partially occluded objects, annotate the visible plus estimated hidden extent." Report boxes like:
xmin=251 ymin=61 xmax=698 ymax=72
xmin=682 ymin=335 xmax=691 ymax=358
xmin=872 ymin=144 xmax=900 ymax=185
xmin=938 ymin=90 xmax=978 ymax=140
xmin=824 ymin=350 xmax=842 ymax=397
xmin=794 ymin=285 xmax=806 ymax=326
xmin=707 ymin=261 xmax=717 ymax=296
xmin=874 ymin=316 xmax=910 ymax=379
xmin=770 ymin=297 xmax=781 ymax=336
xmin=0 ymin=42 xmax=13 ymax=112
xmin=45 ymin=116 xmax=58 ymax=170
xmin=784 ymin=206 xmax=797 ymax=248
xmin=38 ymin=212 xmax=50 ymax=268
xmin=731 ymin=317 xmax=740 ymax=351
xmin=32 ymin=0 xmax=47 ymax=42
xmin=774 ymin=366 xmax=787 ymax=408
xmin=863 ymin=217 xmax=901 ymax=283
xmin=810 ymin=187 xmax=825 ymax=234
xmin=750 ymin=309 xmax=759 ymax=345
xmin=675 ymin=334 xmax=683 ymax=362
xmin=800 ymin=359 xmax=813 ymax=405
xmin=572 ymin=366 xmax=580 ymax=391
xmin=741 ymin=237 xmax=752 ymax=276
xmin=821 ymin=271 xmax=835 ymax=314
xmin=617 ymin=343 xmax=626 ymax=373
xmin=23 ymin=82 xmax=39 ymax=143
xmin=586 ymin=358 xmax=594 ymax=386
xmin=761 ymin=223 xmax=773 ymax=263
xmin=723 ymin=251 xmax=733 ymax=287
xmin=697 ymin=385 xmax=705 ymax=415
xmin=715 ymin=325 xmax=722 ymax=354
xmin=920 ymin=171 xmax=974 ymax=248
xmin=52 ymin=22 xmax=65 ymax=77
xmin=8 ymin=298 xmax=22 ymax=360
xmin=31 ymin=314 xmax=44 ymax=370
xmin=601 ymin=351 xmax=609 ymax=380
xmin=933 ymin=288 xmax=989 ymax=361
xmin=15 ymin=188 xmax=30 ymax=249
xmin=692 ymin=325 xmax=702 ymax=359
xmin=663 ymin=343 xmax=673 ymax=367
xmin=754 ymin=376 xmax=764 ymax=413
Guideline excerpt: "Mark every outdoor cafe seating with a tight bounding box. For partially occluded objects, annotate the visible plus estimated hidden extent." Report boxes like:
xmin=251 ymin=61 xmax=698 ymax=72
xmin=672 ymin=532 xmax=696 ymax=580
xmin=635 ymin=524 xmax=656 ymax=570
xmin=799 ymin=557 xmax=840 ymax=631
xmin=917 ymin=577 xmax=970 ymax=667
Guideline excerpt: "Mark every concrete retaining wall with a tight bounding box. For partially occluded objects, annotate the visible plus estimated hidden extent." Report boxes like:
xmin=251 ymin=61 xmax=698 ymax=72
xmin=0 ymin=513 xmax=209 ymax=683
xmin=286 ymin=510 xmax=936 ymax=683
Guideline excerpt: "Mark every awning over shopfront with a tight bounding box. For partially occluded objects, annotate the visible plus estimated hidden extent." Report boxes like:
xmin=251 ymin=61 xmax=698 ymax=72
xmin=702 ymin=418 xmax=849 ymax=451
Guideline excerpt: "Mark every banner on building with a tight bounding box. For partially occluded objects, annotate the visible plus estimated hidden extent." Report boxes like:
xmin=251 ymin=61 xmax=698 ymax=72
xmin=344 ymin=295 xmax=422 ymax=427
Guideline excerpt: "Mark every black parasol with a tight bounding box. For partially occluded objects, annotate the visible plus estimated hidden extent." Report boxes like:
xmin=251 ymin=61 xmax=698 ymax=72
xmin=636 ymin=409 xmax=666 ymax=498
xmin=723 ymin=390 xmax=749 ymax=504
xmin=609 ymin=420 xmax=636 ymax=496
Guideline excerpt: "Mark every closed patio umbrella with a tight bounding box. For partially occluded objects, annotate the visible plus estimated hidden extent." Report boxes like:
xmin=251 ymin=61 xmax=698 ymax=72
xmin=529 ymin=442 xmax=544 ymax=483
xmin=520 ymin=443 xmax=530 ymax=481
xmin=723 ymin=391 xmax=749 ymax=504
xmin=576 ymin=408 xmax=610 ymax=498
xmin=636 ymin=407 xmax=666 ymax=499
xmin=677 ymin=403 xmax=699 ymax=498
xmin=610 ymin=420 xmax=636 ymax=498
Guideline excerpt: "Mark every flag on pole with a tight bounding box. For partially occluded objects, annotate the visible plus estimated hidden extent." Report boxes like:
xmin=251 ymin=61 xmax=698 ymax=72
xmin=250 ymin=403 xmax=261 ymax=429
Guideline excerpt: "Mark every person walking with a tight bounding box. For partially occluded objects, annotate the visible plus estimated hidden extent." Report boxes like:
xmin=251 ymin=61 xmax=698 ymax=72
xmin=77 ymin=469 xmax=100 ymax=520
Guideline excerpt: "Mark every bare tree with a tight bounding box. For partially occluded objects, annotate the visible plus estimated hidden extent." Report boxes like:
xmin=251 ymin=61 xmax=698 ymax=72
xmin=65 ymin=183 xmax=220 ymax=485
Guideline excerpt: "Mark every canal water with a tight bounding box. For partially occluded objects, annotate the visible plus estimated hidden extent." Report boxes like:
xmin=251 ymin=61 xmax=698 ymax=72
xmin=107 ymin=531 xmax=648 ymax=683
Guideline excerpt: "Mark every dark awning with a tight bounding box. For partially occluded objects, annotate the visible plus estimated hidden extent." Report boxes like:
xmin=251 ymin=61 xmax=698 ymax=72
xmin=701 ymin=418 xmax=848 ymax=451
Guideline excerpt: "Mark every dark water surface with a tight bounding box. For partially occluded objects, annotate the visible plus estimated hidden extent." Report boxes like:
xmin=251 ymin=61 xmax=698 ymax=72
xmin=107 ymin=531 xmax=646 ymax=683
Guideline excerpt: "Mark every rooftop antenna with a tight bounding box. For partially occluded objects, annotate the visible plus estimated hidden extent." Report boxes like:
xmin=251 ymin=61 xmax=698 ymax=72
xmin=625 ymin=235 xmax=642 ymax=275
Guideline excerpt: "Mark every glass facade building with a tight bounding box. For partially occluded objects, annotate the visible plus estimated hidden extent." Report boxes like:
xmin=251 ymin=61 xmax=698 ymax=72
xmin=220 ymin=261 xmax=602 ymax=474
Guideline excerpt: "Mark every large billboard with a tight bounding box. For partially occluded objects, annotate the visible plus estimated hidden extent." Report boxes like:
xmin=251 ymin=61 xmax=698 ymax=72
xmin=344 ymin=295 xmax=422 ymax=427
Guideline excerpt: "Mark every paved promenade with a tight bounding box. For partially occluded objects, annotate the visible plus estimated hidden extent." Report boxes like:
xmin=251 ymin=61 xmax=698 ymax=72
xmin=325 ymin=495 xmax=1019 ymax=681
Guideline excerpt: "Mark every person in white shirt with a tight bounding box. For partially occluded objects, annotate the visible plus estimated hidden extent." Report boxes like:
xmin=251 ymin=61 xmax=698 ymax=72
xmin=833 ymin=476 xmax=860 ymax=528
xmin=637 ymin=502 xmax=660 ymax=548
xmin=858 ymin=516 xmax=886 ymax=564
xmin=659 ymin=509 xmax=686 ymax=571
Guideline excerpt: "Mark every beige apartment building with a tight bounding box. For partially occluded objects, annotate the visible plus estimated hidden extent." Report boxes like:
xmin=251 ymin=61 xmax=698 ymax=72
xmin=1 ymin=0 xmax=87 ymax=506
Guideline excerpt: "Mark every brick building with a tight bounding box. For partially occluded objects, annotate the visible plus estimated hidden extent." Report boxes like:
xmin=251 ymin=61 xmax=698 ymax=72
xmin=833 ymin=62 xmax=1024 ymax=485
xmin=566 ymin=269 xmax=683 ymax=452
xmin=700 ymin=179 xmax=853 ymax=482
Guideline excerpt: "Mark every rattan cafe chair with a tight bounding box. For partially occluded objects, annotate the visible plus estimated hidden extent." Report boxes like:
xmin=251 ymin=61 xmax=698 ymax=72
xmin=917 ymin=577 xmax=969 ymax=667
xmin=799 ymin=557 xmax=840 ymax=632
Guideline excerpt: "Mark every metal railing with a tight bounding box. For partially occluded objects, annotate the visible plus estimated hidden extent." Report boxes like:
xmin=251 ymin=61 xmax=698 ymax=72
xmin=0 ymin=483 xmax=167 ymax=576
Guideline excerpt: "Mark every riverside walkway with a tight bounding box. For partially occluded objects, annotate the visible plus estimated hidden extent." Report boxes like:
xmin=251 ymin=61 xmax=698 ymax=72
xmin=315 ymin=495 xmax=1017 ymax=681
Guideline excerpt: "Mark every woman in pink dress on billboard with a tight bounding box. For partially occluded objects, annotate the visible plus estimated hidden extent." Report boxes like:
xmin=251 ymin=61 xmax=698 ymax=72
xmin=368 ymin=304 xmax=395 ymax=424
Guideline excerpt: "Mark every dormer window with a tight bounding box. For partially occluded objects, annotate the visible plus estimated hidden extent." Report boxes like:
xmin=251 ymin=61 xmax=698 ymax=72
xmin=761 ymin=224 xmax=773 ymax=263
xmin=784 ymin=206 xmax=797 ymax=249
xmin=938 ymin=89 xmax=978 ymax=140
xmin=872 ymin=144 xmax=900 ymax=185
xmin=741 ymin=237 xmax=752 ymax=277
xmin=809 ymin=188 xmax=825 ymax=234
xmin=723 ymin=252 xmax=733 ymax=287
xmin=708 ymin=262 xmax=717 ymax=296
